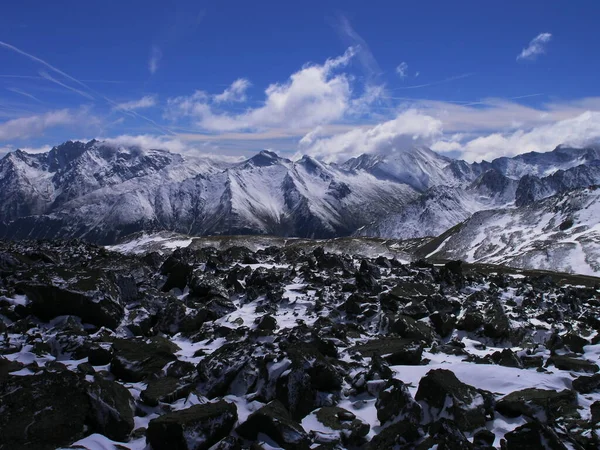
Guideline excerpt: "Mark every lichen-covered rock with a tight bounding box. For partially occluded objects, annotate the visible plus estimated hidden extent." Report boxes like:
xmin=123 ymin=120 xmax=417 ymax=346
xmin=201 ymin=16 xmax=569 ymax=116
xmin=146 ymin=400 xmax=237 ymax=450
xmin=309 ymin=407 xmax=370 ymax=446
xmin=141 ymin=376 xmax=196 ymax=406
xmin=547 ymin=355 xmax=599 ymax=373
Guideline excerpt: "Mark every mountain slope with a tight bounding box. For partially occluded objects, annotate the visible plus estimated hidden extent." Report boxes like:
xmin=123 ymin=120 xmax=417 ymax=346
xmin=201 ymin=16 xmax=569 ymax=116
xmin=422 ymin=186 xmax=600 ymax=275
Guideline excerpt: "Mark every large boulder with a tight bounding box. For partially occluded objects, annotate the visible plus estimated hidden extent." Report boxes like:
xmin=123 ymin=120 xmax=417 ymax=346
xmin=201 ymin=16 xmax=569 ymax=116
xmin=495 ymin=388 xmax=578 ymax=422
xmin=110 ymin=338 xmax=178 ymax=382
xmin=141 ymin=377 xmax=196 ymax=406
xmin=375 ymin=379 xmax=422 ymax=425
xmin=503 ymin=421 xmax=568 ymax=450
xmin=86 ymin=375 xmax=135 ymax=441
xmin=0 ymin=370 xmax=90 ymax=450
xmin=146 ymin=400 xmax=238 ymax=450
xmin=18 ymin=271 xmax=124 ymax=329
xmin=415 ymin=369 xmax=494 ymax=432
xmin=236 ymin=400 xmax=310 ymax=450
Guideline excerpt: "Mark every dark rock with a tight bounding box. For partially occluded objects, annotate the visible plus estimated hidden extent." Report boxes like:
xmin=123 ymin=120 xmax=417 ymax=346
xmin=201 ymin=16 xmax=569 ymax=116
xmin=389 ymin=314 xmax=435 ymax=344
xmin=591 ymin=401 xmax=600 ymax=424
xmin=0 ymin=370 xmax=90 ymax=449
xmin=482 ymin=299 xmax=511 ymax=340
xmin=503 ymin=421 xmax=568 ymax=450
xmin=141 ymin=377 xmax=195 ymax=406
xmin=416 ymin=418 xmax=473 ymax=450
xmin=366 ymin=421 xmax=421 ymax=449
xmin=429 ymin=311 xmax=457 ymax=337
xmin=415 ymin=369 xmax=494 ymax=431
xmin=495 ymin=388 xmax=578 ymax=422
xmin=572 ymin=373 xmax=600 ymax=393
xmin=18 ymin=274 xmax=124 ymax=329
xmin=491 ymin=349 xmax=523 ymax=368
xmin=236 ymin=400 xmax=310 ymax=450
xmin=87 ymin=344 xmax=113 ymax=366
xmin=87 ymin=375 xmax=135 ymax=441
xmin=161 ymin=258 xmax=193 ymax=292
xmin=384 ymin=342 xmax=423 ymax=365
xmin=547 ymin=355 xmax=599 ymax=373
xmin=256 ymin=314 xmax=277 ymax=331
xmin=146 ymin=400 xmax=238 ymax=450
xmin=110 ymin=338 xmax=177 ymax=382
xmin=473 ymin=429 xmax=496 ymax=447
xmin=375 ymin=379 xmax=422 ymax=425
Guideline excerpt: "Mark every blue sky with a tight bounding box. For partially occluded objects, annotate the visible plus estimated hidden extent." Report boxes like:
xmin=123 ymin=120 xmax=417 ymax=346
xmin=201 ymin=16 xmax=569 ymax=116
xmin=1 ymin=0 xmax=600 ymax=162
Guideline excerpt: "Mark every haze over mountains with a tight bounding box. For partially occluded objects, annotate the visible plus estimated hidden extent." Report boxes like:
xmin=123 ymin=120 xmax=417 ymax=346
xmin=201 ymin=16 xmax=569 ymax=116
xmin=1 ymin=140 xmax=600 ymax=274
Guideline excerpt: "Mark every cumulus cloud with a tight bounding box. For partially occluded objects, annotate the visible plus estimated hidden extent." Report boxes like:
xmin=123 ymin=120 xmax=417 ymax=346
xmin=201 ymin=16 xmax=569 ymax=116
xmin=213 ymin=79 xmax=251 ymax=103
xmin=114 ymin=95 xmax=157 ymax=111
xmin=396 ymin=62 xmax=408 ymax=78
xmin=297 ymin=109 xmax=443 ymax=162
xmin=166 ymin=48 xmax=357 ymax=132
xmin=0 ymin=109 xmax=95 ymax=140
xmin=517 ymin=33 xmax=552 ymax=61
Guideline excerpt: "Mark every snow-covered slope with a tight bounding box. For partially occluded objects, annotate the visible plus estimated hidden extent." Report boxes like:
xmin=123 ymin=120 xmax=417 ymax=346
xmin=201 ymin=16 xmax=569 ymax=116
xmin=424 ymin=186 xmax=600 ymax=276
xmin=357 ymin=169 xmax=518 ymax=240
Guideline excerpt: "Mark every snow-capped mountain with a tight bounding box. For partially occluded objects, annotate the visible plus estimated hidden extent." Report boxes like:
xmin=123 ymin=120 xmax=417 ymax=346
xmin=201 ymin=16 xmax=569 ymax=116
xmin=1 ymin=138 xmax=599 ymax=273
xmin=0 ymin=141 xmax=418 ymax=243
xmin=421 ymin=186 xmax=600 ymax=276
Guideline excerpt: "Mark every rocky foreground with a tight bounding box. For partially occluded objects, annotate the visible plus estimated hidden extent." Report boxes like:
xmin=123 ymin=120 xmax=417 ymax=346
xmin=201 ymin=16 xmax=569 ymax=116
xmin=1 ymin=240 xmax=600 ymax=449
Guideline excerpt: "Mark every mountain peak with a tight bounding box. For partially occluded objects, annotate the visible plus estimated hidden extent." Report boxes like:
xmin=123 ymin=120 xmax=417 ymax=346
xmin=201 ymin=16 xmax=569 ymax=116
xmin=245 ymin=150 xmax=288 ymax=167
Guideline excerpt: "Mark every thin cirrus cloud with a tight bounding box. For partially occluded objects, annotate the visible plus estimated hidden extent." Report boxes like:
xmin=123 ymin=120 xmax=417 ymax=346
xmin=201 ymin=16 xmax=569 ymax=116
xmin=0 ymin=108 xmax=98 ymax=141
xmin=517 ymin=32 xmax=552 ymax=61
xmin=114 ymin=95 xmax=157 ymax=111
xmin=6 ymin=87 xmax=43 ymax=103
xmin=148 ymin=45 xmax=162 ymax=74
xmin=396 ymin=62 xmax=408 ymax=79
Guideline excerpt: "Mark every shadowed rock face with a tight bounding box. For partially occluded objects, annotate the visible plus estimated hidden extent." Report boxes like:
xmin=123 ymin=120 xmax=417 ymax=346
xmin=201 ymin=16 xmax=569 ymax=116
xmin=0 ymin=239 xmax=599 ymax=449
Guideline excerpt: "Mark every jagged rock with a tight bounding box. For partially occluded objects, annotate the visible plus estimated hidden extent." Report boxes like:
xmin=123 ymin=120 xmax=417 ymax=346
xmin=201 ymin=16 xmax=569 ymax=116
xmin=161 ymin=257 xmax=193 ymax=292
xmin=384 ymin=342 xmax=423 ymax=365
xmin=473 ymin=429 xmax=496 ymax=448
xmin=503 ymin=421 xmax=568 ymax=450
xmin=366 ymin=421 xmax=421 ymax=449
xmin=236 ymin=400 xmax=310 ymax=450
xmin=146 ymin=400 xmax=238 ymax=450
xmin=87 ymin=375 xmax=135 ymax=441
xmin=87 ymin=344 xmax=113 ymax=366
xmin=389 ymin=314 xmax=435 ymax=344
xmin=17 ymin=273 xmax=124 ymax=329
xmin=416 ymin=419 xmax=473 ymax=450
xmin=141 ymin=377 xmax=196 ymax=406
xmin=429 ymin=311 xmax=457 ymax=337
xmin=0 ymin=370 xmax=90 ymax=449
xmin=572 ymin=373 xmax=600 ymax=393
xmin=110 ymin=338 xmax=178 ymax=382
xmin=547 ymin=355 xmax=599 ymax=373
xmin=375 ymin=379 xmax=422 ymax=425
xmin=491 ymin=349 xmax=523 ymax=368
xmin=495 ymin=388 xmax=578 ymax=422
xmin=482 ymin=298 xmax=511 ymax=340
xmin=415 ymin=369 xmax=494 ymax=431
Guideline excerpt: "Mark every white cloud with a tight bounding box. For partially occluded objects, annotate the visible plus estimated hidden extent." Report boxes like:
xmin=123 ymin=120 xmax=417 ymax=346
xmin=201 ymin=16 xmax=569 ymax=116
xmin=213 ymin=78 xmax=251 ymax=103
xmin=396 ymin=62 xmax=408 ymax=78
xmin=297 ymin=109 xmax=443 ymax=162
xmin=149 ymin=46 xmax=162 ymax=74
xmin=433 ymin=111 xmax=600 ymax=161
xmin=114 ymin=95 xmax=157 ymax=111
xmin=517 ymin=32 xmax=552 ymax=61
xmin=0 ymin=109 xmax=95 ymax=140
xmin=166 ymin=48 xmax=357 ymax=132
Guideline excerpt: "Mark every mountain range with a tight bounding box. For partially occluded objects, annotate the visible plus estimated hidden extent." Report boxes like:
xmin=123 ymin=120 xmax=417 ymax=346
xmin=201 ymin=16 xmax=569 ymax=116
xmin=1 ymin=139 xmax=599 ymax=274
